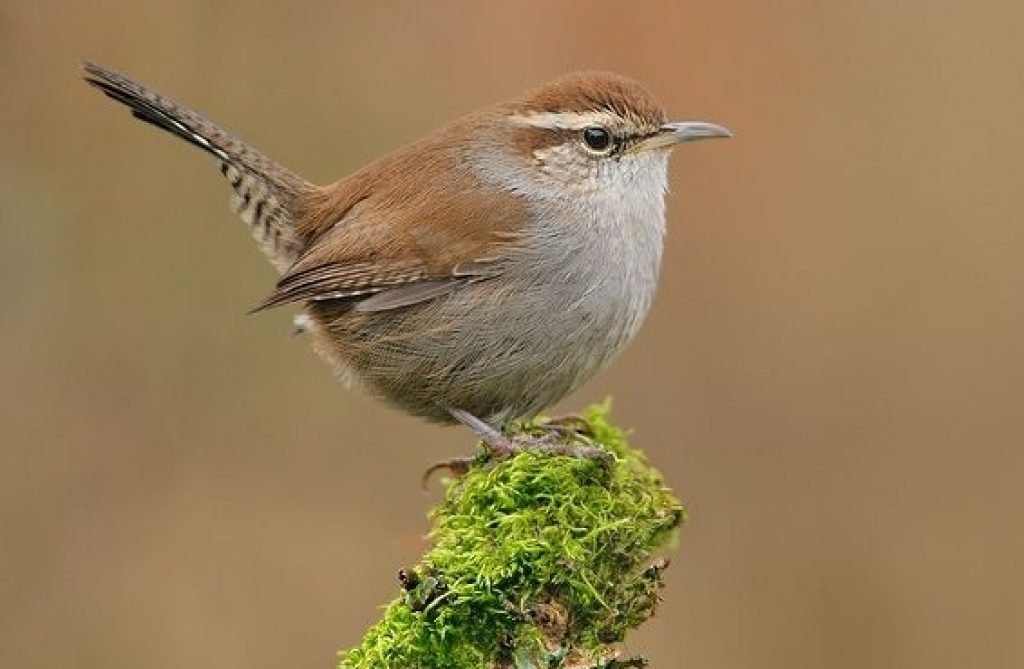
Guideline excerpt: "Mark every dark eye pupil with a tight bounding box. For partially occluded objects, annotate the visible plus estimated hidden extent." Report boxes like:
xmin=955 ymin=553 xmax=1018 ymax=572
xmin=583 ymin=127 xmax=611 ymax=151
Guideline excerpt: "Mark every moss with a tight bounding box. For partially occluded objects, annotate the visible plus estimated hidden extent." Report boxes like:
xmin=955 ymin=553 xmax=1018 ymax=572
xmin=339 ymin=403 xmax=685 ymax=669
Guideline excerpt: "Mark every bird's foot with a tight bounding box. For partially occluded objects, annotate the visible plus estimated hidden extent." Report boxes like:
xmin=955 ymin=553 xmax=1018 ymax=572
xmin=422 ymin=409 xmax=611 ymax=487
xmin=494 ymin=431 xmax=609 ymax=462
xmin=451 ymin=408 xmax=608 ymax=460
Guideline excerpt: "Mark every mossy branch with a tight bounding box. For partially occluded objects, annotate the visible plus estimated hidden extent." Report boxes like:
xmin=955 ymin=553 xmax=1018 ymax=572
xmin=339 ymin=403 xmax=686 ymax=669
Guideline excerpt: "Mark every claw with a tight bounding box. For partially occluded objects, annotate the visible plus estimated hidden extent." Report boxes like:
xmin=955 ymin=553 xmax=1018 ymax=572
xmin=421 ymin=456 xmax=476 ymax=489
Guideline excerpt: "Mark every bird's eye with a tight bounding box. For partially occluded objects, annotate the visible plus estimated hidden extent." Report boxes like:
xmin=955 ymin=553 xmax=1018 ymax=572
xmin=581 ymin=126 xmax=612 ymax=153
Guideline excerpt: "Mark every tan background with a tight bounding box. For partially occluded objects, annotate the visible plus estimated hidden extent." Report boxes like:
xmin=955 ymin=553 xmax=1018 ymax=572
xmin=2 ymin=2 xmax=1023 ymax=668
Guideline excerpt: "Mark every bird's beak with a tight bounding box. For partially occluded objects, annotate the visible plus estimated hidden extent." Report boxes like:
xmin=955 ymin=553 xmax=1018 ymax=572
xmin=633 ymin=121 xmax=733 ymax=153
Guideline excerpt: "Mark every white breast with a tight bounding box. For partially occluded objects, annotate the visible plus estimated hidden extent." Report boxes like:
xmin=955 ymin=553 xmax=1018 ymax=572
xmin=502 ymin=150 xmax=670 ymax=383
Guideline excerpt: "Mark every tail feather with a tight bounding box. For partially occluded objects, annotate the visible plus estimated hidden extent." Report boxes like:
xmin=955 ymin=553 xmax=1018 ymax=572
xmin=82 ymin=61 xmax=309 ymax=270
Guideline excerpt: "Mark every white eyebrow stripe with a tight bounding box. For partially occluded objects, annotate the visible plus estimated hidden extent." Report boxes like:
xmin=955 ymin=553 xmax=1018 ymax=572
xmin=508 ymin=110 xmax=620 ymax=130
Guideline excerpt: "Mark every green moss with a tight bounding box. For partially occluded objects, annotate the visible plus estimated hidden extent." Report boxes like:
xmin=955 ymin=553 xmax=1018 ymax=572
xmin=339 ymin=403 xmax=685 ymax=669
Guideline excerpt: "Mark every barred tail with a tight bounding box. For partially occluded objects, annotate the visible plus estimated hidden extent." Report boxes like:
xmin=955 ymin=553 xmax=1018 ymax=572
xmin=82 ymin=61 xmax=309 ymax=270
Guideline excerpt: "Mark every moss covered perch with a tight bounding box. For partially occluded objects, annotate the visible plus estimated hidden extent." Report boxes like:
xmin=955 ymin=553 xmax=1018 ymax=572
xmin=339 ymin=404 xmax=686 ymax=669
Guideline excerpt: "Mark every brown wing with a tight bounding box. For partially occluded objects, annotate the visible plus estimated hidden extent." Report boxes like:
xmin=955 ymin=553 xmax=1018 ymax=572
xmin=252 ymin=126 xmax=526 ymax=313
xmin=250 ymin=259 xmax=431 ymax=311
xmin=250 ymin=255 xmax=505 ymax=312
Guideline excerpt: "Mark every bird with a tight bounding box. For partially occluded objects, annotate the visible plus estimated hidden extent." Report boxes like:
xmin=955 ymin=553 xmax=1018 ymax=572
xmin=82 ymin=62 xmax=730 ymax=457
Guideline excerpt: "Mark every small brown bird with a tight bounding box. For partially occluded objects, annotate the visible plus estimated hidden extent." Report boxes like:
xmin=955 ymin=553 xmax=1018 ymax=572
xmin=82 ymin=63 xmax=729 ymax=454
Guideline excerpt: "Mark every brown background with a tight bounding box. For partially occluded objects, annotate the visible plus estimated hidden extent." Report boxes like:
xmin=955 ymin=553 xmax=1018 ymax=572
xmin=2 ymin=2 xmax=1022 ymax=668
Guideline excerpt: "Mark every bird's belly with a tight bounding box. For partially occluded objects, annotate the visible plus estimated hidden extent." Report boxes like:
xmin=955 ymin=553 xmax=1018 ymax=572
xmin=308 ymin=269 xmax=652 ymax=424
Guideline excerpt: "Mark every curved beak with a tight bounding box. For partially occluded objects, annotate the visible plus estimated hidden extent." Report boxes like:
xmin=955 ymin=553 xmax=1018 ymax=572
xmin=634 ymin=121 xmax=733 ymax=152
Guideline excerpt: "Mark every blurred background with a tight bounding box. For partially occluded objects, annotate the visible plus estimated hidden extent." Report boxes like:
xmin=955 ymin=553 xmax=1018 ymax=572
xmin=2 ymin=1 xmax=1022 ymax=668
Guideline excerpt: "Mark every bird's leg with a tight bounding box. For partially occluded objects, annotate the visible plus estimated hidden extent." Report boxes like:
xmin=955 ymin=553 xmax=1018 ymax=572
xmin=448 ymin=408 xmax=519 ymax=455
